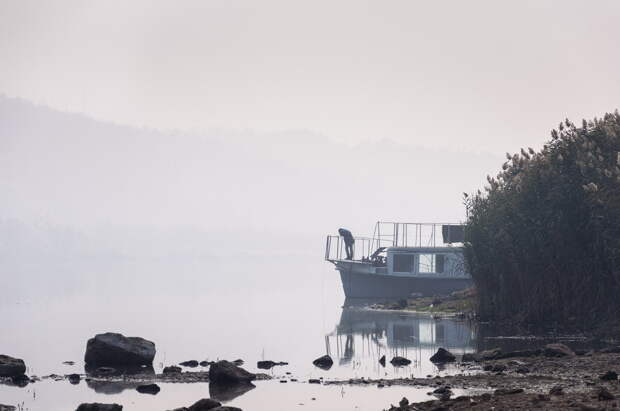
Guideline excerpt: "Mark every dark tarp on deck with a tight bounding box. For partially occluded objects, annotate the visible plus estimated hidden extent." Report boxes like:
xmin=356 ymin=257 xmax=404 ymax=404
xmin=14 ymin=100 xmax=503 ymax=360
xmin=442 ymin=225 xmax=464 ymax=243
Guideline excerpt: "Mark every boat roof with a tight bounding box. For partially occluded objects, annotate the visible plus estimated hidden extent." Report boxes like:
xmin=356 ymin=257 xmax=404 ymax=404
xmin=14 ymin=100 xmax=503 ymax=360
xmin=386 ymin=246 xmax=464 ymax=253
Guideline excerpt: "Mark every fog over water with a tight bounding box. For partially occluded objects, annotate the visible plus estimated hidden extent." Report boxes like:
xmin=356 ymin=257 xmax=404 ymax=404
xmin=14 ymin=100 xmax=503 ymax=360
xmin=0 ymin=96 xmax=492 ymax=410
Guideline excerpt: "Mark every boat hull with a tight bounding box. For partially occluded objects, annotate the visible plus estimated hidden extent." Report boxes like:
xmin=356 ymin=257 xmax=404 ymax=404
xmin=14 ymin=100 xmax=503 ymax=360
xmin=338 ymin=265 xmax=473 ymax=299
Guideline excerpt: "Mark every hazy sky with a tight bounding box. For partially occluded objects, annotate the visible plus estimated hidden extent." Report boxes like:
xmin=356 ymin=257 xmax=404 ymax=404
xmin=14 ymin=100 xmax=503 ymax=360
xmin=2 ymin=0 xmax=619 ymax=153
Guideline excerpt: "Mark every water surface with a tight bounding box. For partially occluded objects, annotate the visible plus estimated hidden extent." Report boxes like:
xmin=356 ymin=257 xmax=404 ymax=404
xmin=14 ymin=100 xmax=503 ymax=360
xmin=1 ymin=256 xmax=478 ymax=410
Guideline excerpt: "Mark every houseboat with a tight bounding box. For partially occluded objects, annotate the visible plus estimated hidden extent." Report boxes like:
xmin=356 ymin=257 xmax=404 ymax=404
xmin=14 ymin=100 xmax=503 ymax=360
xmin=325 ymin=222 xmax=472 ymax=299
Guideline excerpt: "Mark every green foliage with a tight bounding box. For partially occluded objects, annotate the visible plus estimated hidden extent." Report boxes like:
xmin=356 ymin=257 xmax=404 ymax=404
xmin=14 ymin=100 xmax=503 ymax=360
xmin=464 ymin=112 xmax=620 ymax=327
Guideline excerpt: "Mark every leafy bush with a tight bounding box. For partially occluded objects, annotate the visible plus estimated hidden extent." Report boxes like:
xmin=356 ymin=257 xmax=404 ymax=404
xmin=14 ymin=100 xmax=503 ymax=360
xmin=464 ymin=112 xmax=620 ymax=327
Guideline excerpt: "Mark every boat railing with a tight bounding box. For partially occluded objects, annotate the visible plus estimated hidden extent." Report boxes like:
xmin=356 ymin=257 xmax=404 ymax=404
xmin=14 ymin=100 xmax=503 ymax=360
xmin=370 ymin=221 xmax=464 ymax=251
xmin=325 ymin=235 xmax=372 ymax=262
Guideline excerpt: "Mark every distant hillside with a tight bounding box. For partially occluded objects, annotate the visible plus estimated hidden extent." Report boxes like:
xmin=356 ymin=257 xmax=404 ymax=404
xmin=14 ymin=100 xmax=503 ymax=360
xmin=1 ymin=95 xmax=502 ymax=257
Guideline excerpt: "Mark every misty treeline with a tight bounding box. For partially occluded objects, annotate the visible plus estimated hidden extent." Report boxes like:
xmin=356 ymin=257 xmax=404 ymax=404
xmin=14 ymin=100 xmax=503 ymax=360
xmin=464 ymin=111 xmax=620 ymax=327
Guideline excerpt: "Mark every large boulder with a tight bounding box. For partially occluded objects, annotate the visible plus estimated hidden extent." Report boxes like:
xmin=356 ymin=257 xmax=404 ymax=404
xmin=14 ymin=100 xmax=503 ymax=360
xmin=312 ymin=355 xmax=333 ymax=370
xmin=543 ymin=343 xmax=574 ymax=358
xmin=430 ymin=348 xmax=456 ymax=363
xmin=0 ymin=355 xmax=26 ymax=377
xmin=84 ymin=333 xmax=155 ymax=366
xmin=208 ymin=360 xmax=256 ymax=385
xmin=76 ymin=404 xmax=122 ymax=411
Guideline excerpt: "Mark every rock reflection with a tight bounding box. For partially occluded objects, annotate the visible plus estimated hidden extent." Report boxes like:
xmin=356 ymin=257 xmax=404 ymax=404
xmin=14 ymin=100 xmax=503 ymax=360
xmin=209 ymin=381 xmax=256 ymax=402
xmin=324 ymin=304 xmax=477 ymax=375
xmin=84 ymin=365 xmax=155 ymax=394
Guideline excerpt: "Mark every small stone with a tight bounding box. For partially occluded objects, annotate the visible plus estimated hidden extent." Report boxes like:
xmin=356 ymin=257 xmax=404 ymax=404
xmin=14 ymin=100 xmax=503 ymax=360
xmin=379 ymin=355 xmax=386 ymax=366
xmin=430 ymin=348 xmax=456 ymax=363
xmin=494 ymin=388 xmax=524 ymax=395
xmin=76 ymin=404 xmax=123 ymax=411
xmin=312 ymin=355 xmax=333 ymax=370
xmin=179 ymin=360 xmax=199 ymax=368
xmin=136 ymin=384 xmax=160 ymax=395
xmin=163 ymin=366 xmax=182 ymax=374
xmin=390 ymin=356 xmax=412 ymax=366
xmin=187 ymin=398 xmax=221 ymax=410
xmin=461 ymin=353 xmax=476 ymax=362
xmin=68 ymin=374 xmax=81 ymax=384
xmin=491 ymin=364 xmax=506 ymax=372
xmin=549 ymin=385 xmax=564 ymax=396
xmin=308 ymin=379 xmax=321 ymax=384
xmin=543 ymin=343 xmax=575 ymax=358
xmin=600 ymin=371 xmax=618 ymax=381
xmin=477 ymin=348 xmax=502 ymax=361
xmin=398 ymin=397 xmax=409 ymax=408
xmin=596 ymin=387 xmax=615 ymax=401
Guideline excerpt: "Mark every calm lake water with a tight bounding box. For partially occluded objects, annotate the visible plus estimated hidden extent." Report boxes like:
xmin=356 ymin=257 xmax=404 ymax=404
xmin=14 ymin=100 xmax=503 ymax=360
xmin=1 ymin=255 xmax=480 ymax=410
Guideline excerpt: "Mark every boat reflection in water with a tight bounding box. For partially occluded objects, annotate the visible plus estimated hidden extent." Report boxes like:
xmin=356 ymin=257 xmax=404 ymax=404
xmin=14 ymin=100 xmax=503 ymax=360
xmin=324 ymin=302 xmax=477 ymax=378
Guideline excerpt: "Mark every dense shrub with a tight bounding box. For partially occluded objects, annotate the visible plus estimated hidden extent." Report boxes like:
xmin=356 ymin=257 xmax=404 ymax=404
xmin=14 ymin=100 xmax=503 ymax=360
xmin=464 ymin=112 xmax=620 ymax=327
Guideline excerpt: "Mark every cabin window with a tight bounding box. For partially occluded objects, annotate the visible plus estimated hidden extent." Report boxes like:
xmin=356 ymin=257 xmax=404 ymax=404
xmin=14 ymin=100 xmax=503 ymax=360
xmin=418 ymin=254 xmax=446 ymax=273
xmin=418 ymin=254 xmax=435 ymax=273
xmin=393 ymin=254 xmax=414 ymax=272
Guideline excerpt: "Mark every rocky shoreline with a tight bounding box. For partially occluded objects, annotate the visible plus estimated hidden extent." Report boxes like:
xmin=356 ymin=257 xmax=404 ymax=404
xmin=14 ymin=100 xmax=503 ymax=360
xmin=4 ymin=327 xmax=620 ymax=410
xmin=335 ymin=345 xmax=620 ymax=410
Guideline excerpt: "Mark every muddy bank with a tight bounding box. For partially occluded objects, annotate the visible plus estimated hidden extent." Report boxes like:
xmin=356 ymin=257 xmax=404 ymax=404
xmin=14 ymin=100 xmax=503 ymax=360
xmin=367 ymin=289 xmax=475 ymax=316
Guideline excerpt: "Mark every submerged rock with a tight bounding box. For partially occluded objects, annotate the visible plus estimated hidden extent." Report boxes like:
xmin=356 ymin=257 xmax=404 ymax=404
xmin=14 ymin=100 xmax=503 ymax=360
xmin=430 ymin=348 xmax=456 ymax=363
xmin=208 ymin=360 xmax=256 ymax=385
xmin=312 ymin=355 xmax=333 ymax=370
xmin=76 ymin=404 xmax=123 ymax=411
xmin=543 ymin=343 xmax=574 ymax=358
xmin=0 ymin=355 xmax=26 ymax=377
xmin=390 ymin=356 xmax=412 ymax=366
xmin=136 ymin=383 xmax=160 ymax=394
xmin=84 ymin=333 xmax=155 ymax=366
